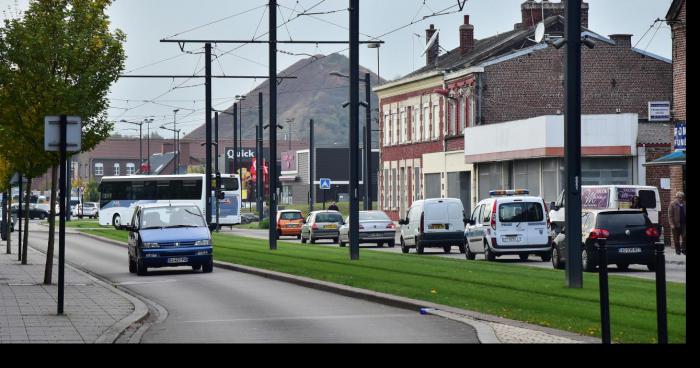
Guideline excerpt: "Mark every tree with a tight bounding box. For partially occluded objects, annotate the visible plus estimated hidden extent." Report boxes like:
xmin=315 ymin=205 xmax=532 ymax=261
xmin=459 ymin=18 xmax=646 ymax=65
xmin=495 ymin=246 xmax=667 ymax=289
xmin=0 ymin=0 xmax=126 ymax=277
xmin=84 ymin=178 xmax=99 ymax=202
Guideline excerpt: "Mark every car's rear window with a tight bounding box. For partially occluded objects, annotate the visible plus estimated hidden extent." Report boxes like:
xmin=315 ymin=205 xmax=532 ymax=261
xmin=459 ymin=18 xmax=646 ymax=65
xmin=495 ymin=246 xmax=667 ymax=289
xmin=360 ymin=211 xmax=390 ymax=221
xmin=280 ymin=212 xmax=302 ymax=220
xmin=316 ymin=213 xmax=343 ymax=223
xmin=499 ymin=202 xmax=544 ymax=222
xmin=596 ymin=212 xmax=648 ymax=233
xmin=425 ymin=203 xmax=449 ymax=221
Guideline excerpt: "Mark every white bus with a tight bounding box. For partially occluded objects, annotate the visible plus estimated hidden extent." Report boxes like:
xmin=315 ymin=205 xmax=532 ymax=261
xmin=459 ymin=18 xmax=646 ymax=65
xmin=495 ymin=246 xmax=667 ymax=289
xmin=98 ymin=174 xmax=241 ymax=229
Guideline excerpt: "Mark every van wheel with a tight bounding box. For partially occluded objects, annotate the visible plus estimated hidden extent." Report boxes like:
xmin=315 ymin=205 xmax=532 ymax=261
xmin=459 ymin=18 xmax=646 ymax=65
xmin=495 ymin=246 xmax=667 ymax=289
xmin=416 ymin=240 xmax=425 ymax=254
xmin=552 ymin=247 xmax=564 ymax=269
xmin=540 ymin=252 xmax=552 ymax=262
xmin=400 ymin=238 xmax=409 ymax=254
xmin=458 ymin=242 xmax=466 ymax=254
xmin=443 ymin=246 xmax=451 ymax=254
xmin=192 ymin=265 xmax=202 ymax=271
xmin=128 ymin=257 xmax=136 ymax=273
xmin=582 ymin=249 xmax=596 ymax=272
xmin=202 ymin=259 xmax=213 ymax=273
xmin=136 ymin=258 xmax=147 ymax=276
xmin=519 ymin=254 xmax=529 ymax=261
xmin=112 ymin=214 xmax=122 ymax=229
xmin=340 ymin=241 xmax=346 ymax=247
xmin=484 ymin=243 xmax=496 ymax=262
xmin=388 ymin=241 xmax=395 ymax=248
xmin=465 ymin=245 xmax=476 ymax=260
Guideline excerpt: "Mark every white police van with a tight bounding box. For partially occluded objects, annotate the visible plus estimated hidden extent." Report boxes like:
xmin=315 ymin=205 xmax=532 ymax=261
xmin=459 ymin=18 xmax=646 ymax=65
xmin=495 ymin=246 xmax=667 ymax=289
xmin=464 ymin=190 xmax=551 ymax=262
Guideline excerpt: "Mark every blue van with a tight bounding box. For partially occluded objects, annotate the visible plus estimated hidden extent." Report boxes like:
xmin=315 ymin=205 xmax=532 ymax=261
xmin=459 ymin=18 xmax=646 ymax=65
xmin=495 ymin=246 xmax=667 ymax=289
xmin=126 ymin=203 xmax=213 ymax=275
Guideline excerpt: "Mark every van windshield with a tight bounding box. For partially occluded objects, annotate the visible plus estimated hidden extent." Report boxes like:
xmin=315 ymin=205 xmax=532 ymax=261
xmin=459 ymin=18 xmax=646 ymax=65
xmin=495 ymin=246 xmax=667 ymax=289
xmin=141 ymin=206 xmax=205 ymax=229
xmin=499 ymin=202 xmax=544 ymax=223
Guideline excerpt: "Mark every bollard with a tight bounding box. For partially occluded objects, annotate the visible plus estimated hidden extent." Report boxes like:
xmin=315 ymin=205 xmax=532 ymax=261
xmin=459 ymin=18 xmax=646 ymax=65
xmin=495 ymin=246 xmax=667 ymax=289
xmin=655 ymin=242 xmax=668 ymax=344
xmin=597 ymin=241 xmax=611 ymax=344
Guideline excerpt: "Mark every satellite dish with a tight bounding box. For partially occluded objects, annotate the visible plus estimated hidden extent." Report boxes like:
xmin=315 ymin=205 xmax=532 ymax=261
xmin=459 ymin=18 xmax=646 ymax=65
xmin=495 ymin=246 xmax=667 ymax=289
xmin=420 ymin=30 xmax=440 ymax=57
xmin=534 ymin=22 xmax=545 ymax=43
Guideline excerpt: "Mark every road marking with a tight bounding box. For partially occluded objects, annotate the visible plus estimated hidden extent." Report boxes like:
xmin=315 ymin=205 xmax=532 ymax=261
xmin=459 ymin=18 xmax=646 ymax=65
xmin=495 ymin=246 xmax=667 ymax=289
xmin=115 ymin=279 xmax=178 ymax=286
xmin=181 ymin=313 xmax=418 ymax=324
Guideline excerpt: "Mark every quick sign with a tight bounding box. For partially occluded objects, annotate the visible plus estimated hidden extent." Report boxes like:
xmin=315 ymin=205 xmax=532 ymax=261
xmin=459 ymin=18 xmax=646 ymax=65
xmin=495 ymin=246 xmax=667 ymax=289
xmin=674 ymin=121 xmax=686 ymax=150
xmin=226 ymin=148 xmax=256 ymax=160
xmin=648 ymin=101 xmax=671 ymax=122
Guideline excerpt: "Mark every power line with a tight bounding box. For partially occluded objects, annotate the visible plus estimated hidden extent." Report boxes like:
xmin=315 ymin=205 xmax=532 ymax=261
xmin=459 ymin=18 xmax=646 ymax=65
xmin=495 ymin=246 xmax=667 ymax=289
xmin=162 ymin=4 xmax=268 ymax=40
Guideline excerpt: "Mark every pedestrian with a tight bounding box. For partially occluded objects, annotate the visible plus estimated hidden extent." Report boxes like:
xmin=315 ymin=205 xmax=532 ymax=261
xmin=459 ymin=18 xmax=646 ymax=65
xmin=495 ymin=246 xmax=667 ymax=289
xmin=668 ymin=192 xmax=686 ymax=255
xmin=328 ymin=201 xmax=340 ymax=212
xmin=631 ymin=195 xmax=648 ymax=216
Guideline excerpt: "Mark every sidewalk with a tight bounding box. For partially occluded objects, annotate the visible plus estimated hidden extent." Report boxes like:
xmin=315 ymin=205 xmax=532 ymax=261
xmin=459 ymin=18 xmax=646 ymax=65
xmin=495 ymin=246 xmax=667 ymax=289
xmin=0 ymin=247 xmax=140 ymax=343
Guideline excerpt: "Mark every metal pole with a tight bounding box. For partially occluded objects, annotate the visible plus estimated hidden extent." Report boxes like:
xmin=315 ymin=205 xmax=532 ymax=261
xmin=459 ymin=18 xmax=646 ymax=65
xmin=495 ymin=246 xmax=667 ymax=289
xmin=349 ymin=0 xmax=360 ymax=260
xmin=597 ymin=241 xmax=611 ymax=343
xmin=2 ymin=190 xmax=7 ymax=251
xmin=257 ymin=93 xmax=264 ymax=219
xmin=17 ymin=174 xmax=21 ymax=261
xmin=66 ymin=157 xmax=72 ymax=222
xmin=147 ymin=122 xmax=151 ymax=175
xmin=233 ymin=103 xmax=238 ymax=175
xmin=269 ymin=0 xmax=278 ymax=250
xmin=174 ymin=109 xmax=179 ymax=173
xmin=205 ymin=43 xmax=213 ymax=225
xmin=139 ymin=124 xmax=143 ymax=172
xmin=564 ymin=0 xmax=583 ymax=288
xmin=215 ymin=112 xmax=220 ymax=175
xmin=58 ymin=115 xmax=67 ymax=315
xmin=239 ymin=98 xmax=243 ymax=178
xmin=365 ymin=72 xmax=372 ymax=211
xmin=655 ymin=242 xmax=668 ymax=343
xmin=310 ymin=119 xmax=314 ymax=214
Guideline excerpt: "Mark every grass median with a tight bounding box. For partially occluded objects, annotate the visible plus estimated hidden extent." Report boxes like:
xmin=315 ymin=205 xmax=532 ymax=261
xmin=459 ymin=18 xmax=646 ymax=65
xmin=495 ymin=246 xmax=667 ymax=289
xmin=80 ymin=228 xmax=686 ymax=343
xmin=42 ymin=218 xmax=106 ymax=229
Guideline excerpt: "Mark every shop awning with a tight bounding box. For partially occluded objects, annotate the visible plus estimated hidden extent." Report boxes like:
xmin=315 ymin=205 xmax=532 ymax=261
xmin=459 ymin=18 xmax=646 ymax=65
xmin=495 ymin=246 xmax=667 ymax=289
xmin=644 ymin=150 xmax=686 ymax=166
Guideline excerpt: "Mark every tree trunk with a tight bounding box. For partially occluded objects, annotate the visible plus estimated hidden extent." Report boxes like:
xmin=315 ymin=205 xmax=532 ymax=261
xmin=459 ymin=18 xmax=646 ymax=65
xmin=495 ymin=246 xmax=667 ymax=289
xmin=44 ymin=166 xmax=57 ymax=284
xmin=21 ymin=177 xmax=31 ymax=265
xmin=5 ymin=189 xmax=10 ymax=254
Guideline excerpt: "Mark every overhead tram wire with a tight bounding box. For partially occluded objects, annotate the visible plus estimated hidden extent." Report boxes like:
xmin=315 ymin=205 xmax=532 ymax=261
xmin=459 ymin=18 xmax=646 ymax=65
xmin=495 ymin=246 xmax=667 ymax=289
xmin=161 ymin=3 xmax=268 ymax=40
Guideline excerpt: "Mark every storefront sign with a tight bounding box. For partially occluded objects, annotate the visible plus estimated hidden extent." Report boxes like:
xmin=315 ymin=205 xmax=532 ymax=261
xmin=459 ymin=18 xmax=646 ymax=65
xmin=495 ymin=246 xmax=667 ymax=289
xmin=582 ymin=187 xmax=610 ymax=209
xmin=674 ymin=122 xmax=686 ymax=150
xmin=648 ymin=101 xmax=671 ymax=122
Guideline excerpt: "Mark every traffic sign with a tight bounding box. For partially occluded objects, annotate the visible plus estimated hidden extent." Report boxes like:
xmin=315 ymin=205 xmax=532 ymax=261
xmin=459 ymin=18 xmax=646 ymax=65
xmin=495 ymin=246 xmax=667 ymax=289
xmin=44 ymin=116 xmax=82 ymax=152
xmin=319 ymin=178 xmax=331 ymax=190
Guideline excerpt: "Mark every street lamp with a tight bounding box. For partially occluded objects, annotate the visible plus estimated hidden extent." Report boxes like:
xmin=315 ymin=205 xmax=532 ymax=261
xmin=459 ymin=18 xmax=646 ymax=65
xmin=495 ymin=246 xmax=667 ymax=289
xmin=173 ymin=109 xmax=180 ymax=174
xmin=160 ymin=126 xmax=181 ymax=174
xmin=329 ymin=71 xmax=373 ymax=211
xmin=120 ymin=120 xmax=143 ymax=172
xmin=367 ymin=42 xmax=381 ymax=84
xmin=285 ymin=118 xmax=295 ymax=150
xmin=143 ymin=118 xmax=155 ymax=175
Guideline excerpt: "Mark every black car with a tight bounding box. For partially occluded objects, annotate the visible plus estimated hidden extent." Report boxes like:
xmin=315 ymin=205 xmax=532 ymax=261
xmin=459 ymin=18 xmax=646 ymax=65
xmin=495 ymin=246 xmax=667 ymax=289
xmin=551 ymin=210 xmax=659 ymax=272
xmin=11 ymin=204 xmax=50 ymax=220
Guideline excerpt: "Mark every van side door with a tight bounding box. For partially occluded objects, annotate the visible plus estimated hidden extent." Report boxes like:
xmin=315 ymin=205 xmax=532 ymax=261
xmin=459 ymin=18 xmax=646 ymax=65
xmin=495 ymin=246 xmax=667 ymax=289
xmin=466 ymin=205 xmax=482 ymax=249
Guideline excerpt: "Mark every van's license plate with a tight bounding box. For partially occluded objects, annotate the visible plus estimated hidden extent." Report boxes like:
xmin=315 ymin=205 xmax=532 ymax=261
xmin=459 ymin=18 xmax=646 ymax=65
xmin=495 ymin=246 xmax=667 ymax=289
xmin=619 ymin=248 xmax=642 ymax=254
xmin=429 ymin=224 xmax=445 ymax=230
xmin=167 ymin=257 xmax=189 ymax=264
xmin=502 ymin=236 xmax=522 ymax=243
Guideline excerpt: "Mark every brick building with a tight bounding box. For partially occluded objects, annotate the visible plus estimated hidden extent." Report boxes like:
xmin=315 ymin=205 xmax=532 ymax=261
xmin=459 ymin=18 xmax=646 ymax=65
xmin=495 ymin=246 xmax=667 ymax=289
xmin=375 ymin=0 xmax=673 ymax=221
xmin=667 ymin=0 xmax=686 ymax=195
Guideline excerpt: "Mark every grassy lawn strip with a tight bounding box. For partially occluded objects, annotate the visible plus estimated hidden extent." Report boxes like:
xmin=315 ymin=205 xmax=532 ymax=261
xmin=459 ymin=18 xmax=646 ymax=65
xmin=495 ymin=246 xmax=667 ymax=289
xmin=42 ymin=219 xmax=105 ymax=229
xmin=80 ymin=228 xmax=686 ymax=343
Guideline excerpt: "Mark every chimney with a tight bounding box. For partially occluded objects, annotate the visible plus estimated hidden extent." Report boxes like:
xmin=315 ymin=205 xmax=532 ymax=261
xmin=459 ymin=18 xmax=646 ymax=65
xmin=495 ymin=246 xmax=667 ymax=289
xmin=609 ymin=34 xmax=632 ymax=48
xmin=516 ymin=1 xmax=588 ymax=30
xmin=179 ymin=142 xmax=191 ymax=166
xmin=425 ymin=24 xmax=439 ymax=67
xmin=161 ymin=142 xmax=174 ymax=154
xmin=459 ymin=15 xmax=475 ymax=55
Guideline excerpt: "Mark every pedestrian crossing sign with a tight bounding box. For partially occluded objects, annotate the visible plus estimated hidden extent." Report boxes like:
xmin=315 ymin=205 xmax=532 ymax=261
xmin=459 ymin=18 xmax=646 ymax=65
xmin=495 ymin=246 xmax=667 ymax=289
xmin=320 ymin=178 xmax=331 ymax=190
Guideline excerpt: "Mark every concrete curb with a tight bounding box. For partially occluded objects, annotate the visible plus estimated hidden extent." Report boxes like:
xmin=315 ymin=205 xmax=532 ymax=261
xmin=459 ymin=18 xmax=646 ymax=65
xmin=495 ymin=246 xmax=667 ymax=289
xmin=27 ymin=246 xmax=150 ymax=344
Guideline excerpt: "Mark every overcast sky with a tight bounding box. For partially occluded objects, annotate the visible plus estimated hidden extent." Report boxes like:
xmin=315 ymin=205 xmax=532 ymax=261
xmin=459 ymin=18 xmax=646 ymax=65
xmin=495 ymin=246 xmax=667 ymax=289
xmin=1 ymin=0 xmax=673 ymax=136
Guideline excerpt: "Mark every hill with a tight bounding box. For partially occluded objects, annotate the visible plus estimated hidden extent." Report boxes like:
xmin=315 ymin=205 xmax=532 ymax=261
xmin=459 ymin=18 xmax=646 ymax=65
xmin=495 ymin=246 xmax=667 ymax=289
xmin=185 ymin=53 xmax=383 ymax=148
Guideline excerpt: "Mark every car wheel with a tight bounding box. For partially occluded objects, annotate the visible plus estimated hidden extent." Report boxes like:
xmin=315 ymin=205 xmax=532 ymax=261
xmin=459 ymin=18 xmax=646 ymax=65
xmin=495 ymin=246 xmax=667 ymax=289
xmin=465 ymin=244 xmax=476 ymax=260
xmin=136 ymin=258 xmax=147 ymax=276
xmin=112 ymin=214 xmax=122 ymax=230
xmin=192 ymin=265 xmax=202 ymax=272
xmin=519 ymin=254 xmax=529 ymax=261
xmin=333 ymin=238 xmax=339 ymax=244
xmin=301 ymin=235 xmax=307 ymax=244
xmin=377 ymin=242 xmax=384 ymax=247
xmin=387 ymin=241 xmax=395 ymax=248
xmin=458 ymin=242 xmax=466 ymax=254
xmin=646 ymin=263 xmax=656 ymax=272
xmin=78 ymin=215 xmax=83 ymax=219
xmin=297 ymin=234 xmax=301 ymax=240
xmin=443 ymin=245 xmax=451 ymax=254
xmin=202 ymin=258 xmax=214 ymax=273
xmin=400 ymin=238 xmax=409 ymax=254
xmin=540 ymin=252 xmax=552 ymax=262
xmin=616 ymin=263 xmax=629 ymax=271
xmin=582 ymin=249 xmax=596 ymax=272
xmin=40 ymin=213 xmax=46 ymax=220
xmin=310 ymin=237 xmax=316 ymax=244
xmin=416 ymin=240 xmax=424 ymax=254
xmin=340 ymin=240 xmax=346 ymax=247
xmin=128 ymin=257 xmax=136 ymax=273
xmin=484 ymin=243 xmax=496 ymax=262
xmin=552 ymin=247 xmax=564 ymax=270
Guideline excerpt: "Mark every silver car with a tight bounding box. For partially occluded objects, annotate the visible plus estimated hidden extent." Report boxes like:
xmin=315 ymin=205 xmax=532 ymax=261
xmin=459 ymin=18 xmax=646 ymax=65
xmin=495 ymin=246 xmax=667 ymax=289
xmin=300 ymin=210 xmax=344 ymax=244
xmin=339 ymin=211 xmax=397 ymax=248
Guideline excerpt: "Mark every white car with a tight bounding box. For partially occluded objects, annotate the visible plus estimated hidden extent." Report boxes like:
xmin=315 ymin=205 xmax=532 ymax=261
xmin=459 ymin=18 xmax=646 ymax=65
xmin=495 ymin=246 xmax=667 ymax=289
xmin=398 ymin=198 xmax=467 ymax=254
xmin=338 ymin=211 xmax=397 ymax=247
xmin=465 ymin=190 xmax=551 ymax=262
xmin=73 ymin=202 xmax=99 ymax=219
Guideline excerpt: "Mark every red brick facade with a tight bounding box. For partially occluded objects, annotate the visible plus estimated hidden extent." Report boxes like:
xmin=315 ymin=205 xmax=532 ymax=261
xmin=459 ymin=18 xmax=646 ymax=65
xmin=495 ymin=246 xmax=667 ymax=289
xmin=644 ymin=145 xmax=673 ymax=243
xmin=668 ymin=0 xmax=686 ymax=199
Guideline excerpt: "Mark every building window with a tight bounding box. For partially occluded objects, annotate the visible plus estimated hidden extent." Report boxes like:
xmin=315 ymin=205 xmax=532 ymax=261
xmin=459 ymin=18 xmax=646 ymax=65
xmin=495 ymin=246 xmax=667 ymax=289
xmin=126 ymin=163 xmax=136 ymax=176
xmin=469 ymin=95 xmax=476 ymax=127
xmin=94 ymin=163 xmax=104 ymax=176
xmin=113 ymin=163 xmax=120 ymax=176
xmin=459 ymin=97 xmax=466 ymax=134
xmin=542 ymin=159 xmax=558 ymax=203
xmin=582 ymin=158 xmax=632 ymax=186
xmin=414 ymin=166 xmax=421 ymax=201
xmin=423 ymin=106 xmax=430 ymax=142
xmin=392 ymin=168 xmax=398 ymax=209
xmin=383 ymin=112 xmax=390 ymax=146
xmin=383 ymin=169 xmax=389 ymax=210
xmin=449 ymin=100 xmax=456 ymax=135
xmin=413 ymin=107 xmax=420 ymax=142
xmin=400 ymin=110 xmax=407 ymax=143
xmin=432 ymin=105 xmax=440 ymax=139
xmin=424 ymin=173 xmax=441 ymax=199
xmin=393 ymin=111 xmax=399 ymax=145
xmin=478 ymin=162 xmax=504 ymax=201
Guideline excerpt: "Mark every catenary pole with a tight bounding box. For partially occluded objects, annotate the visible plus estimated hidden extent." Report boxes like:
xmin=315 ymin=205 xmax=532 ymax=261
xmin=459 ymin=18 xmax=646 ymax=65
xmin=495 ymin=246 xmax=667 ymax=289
xmin=269 ymin=0 xmax=278 ymax=250
xmin=258 ymin=93 xmax=264 ymax=218
xmin=233 ymin=103 xmax=238 ymax=175
xmin=349 ymin=0 xmax=360 ymax=260
xmin=364 ymin=72 xmax=372 ymax=210
xmin=57 ymin=115 xmax=67 ymax=315
xmin=309 ymin=119 xmax=315 ymax=215
xmin=205 ymin=43 xmax=213 ymax=225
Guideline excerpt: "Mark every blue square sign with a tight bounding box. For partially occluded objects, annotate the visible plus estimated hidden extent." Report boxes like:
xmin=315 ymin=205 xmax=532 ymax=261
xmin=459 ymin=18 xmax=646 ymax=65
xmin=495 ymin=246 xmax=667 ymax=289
xmin=319 ymin=178 xmax=331 ymax=190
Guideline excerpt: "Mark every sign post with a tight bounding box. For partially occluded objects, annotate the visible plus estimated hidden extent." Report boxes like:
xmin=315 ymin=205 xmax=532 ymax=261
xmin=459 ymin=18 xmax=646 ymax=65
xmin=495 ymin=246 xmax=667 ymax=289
xmin=45 ymin=115 xmax=81 ymax=315
xmin=320 ymin=178 xmax=331 ymax=210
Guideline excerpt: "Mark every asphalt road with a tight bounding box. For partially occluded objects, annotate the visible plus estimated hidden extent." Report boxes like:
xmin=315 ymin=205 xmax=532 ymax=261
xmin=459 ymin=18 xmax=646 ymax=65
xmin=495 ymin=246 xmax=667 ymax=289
xmin=224 ymin=227 xmax=687 ymax=284
xmin=25 ymin=224 xmax=479 ymax=343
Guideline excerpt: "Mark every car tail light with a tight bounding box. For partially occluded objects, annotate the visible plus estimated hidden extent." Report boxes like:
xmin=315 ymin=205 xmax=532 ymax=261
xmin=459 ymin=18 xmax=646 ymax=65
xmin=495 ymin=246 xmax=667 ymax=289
xmin=490 ymin=200 xmax=497 ymax=231
xmin=312 ymin=223 xmax=318 ymax=230
xmin=589 ymin=228 xmax=610 ymax=240
xmin=386 ymin=223 xmax=396 ymax=229
xmin=645 ymin=227 xmax=660 ymax=238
